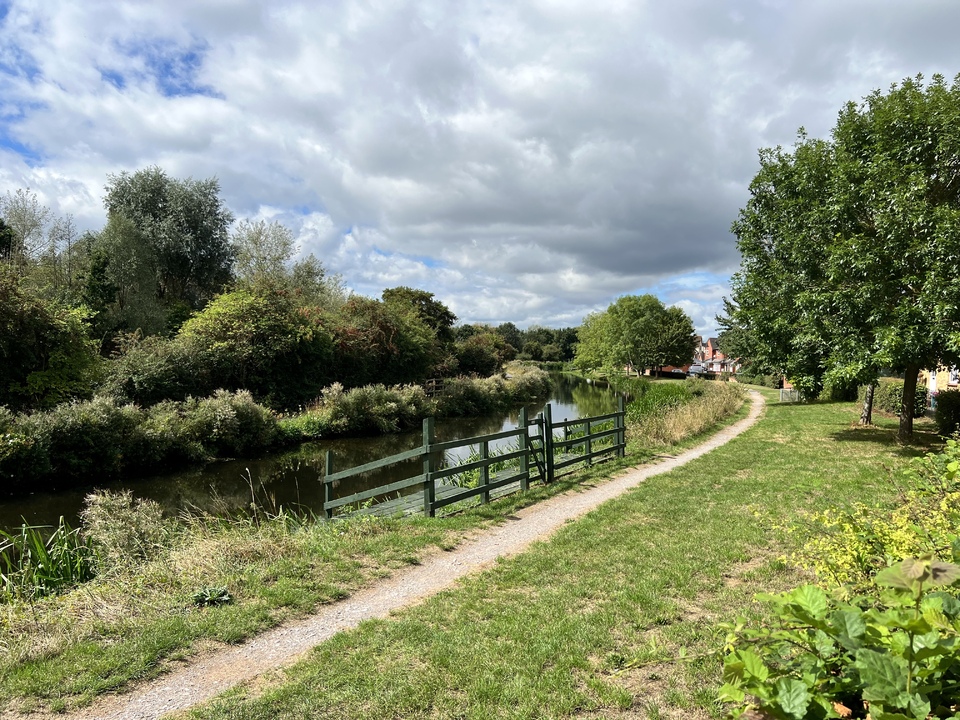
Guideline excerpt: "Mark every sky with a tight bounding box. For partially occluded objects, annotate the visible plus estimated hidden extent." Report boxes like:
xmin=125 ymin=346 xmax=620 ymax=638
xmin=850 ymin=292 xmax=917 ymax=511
xmin=1 ymin=0 xmax=959 ymax=336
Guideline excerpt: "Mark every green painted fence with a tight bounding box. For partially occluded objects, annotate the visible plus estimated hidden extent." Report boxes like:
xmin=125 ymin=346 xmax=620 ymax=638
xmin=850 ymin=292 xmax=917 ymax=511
xmin=323 ymin=398 xmax=626 ymax=518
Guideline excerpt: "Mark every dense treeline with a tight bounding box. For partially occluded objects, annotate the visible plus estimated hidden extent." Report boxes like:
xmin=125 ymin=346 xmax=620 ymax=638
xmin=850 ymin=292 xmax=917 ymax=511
xmin=0 ymin=168 xmax=574 ymax=417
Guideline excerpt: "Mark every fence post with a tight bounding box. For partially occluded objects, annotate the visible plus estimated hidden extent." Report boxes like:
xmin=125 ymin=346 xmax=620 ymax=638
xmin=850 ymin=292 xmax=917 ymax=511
xmin=519 ymin=407 xmax=530 ymax=492
xmin=422 ymin=417 xmax=435 ymax=517
xmin=544 ymin=403 xmax=555 ymax=483
xmin=618 ymin=395 xmax=626 ymax=457
xmin=480 ymin=439 xmax=490 ymax=504
xmin=324 ymin=451 xmax=334 ymax=519
xmin=585 ymin=420 xmax=593 ymax=465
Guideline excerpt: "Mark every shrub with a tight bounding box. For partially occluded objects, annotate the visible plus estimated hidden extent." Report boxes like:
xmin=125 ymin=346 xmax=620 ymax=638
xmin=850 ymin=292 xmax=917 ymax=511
xmin=19 ymin=396 xmax=141 ymax=481
xmin=858 ymin=377 xmax=927 ymax=418
xmin=934 ymin=389 xmax=960 ymax=435
xmin=98 ymin=333 xmax=207 ymax=406
xmin=789 ymin=438 xmax=960 ymax=590
xmin=178 ymin=390 xmax=279 ymax=457
xmin=720 ymin=558 xmax=960 ymax=718
xmin=80 ymin=490 xmax=171 ymax=570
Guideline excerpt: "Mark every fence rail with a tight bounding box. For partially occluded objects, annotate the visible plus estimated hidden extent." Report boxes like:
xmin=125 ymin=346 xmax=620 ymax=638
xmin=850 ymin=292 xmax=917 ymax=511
xmin=323 ymin=398 xmax=626 ymax=519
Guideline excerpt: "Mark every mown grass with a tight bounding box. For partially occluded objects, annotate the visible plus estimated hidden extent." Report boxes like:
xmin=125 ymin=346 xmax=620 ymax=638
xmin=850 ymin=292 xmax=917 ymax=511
xmin=177 ymin=392 xmax=942 ymax=720
xmin=0 ymin=382 xmax=746 ymax=713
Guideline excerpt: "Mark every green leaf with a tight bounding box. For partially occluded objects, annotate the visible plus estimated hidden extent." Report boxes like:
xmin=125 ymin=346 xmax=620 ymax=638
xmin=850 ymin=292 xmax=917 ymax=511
xmin=775 ymin=678 xmax=811 ymax=719
xmin=739 ymin=649 xmax=769 ymax=682
xmin=855 ymin=649 xmax=908 ymax=703
xmin=830 ymin=609 xmax=866 ymax=649
xmin=788 ymin=585 xmax=829 ymax=619
xmin=717 ymin=682 xmax=745 ymax=703
xmin=876 ymin=564 xmax=916 ymax=592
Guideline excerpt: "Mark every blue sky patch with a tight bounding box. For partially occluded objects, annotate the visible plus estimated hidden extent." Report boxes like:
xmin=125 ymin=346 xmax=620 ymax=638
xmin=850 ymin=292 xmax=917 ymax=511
xmin=99 ymin=68 xmax=125 ymax=90
xmin=117 ymin=38 xmax=221 ymax=98
xmin=0 ymin=128 xmax=41 ymax=165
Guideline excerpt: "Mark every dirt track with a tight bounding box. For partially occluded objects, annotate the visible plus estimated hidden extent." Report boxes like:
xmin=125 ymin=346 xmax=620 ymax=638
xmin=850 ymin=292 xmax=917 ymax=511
xmin=18 ymin=391 xmax=764 ymax=720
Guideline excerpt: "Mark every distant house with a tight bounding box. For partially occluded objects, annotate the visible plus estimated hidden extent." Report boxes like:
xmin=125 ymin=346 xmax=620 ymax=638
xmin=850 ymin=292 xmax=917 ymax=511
xmin=695 ymin=336 xmax=741 ymax=374
xmin=923 ymin=365 xmax=960 ymax=407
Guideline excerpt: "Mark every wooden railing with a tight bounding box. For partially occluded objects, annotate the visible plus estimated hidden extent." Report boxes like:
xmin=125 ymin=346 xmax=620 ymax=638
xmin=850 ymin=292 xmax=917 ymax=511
xmin=322 ymin=398 xmax=626 ymax=518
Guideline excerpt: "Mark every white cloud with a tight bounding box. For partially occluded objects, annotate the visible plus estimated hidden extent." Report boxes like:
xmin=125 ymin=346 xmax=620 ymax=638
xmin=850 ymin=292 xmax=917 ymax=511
xmin=1 ymin=0 xmax=959 ymax=332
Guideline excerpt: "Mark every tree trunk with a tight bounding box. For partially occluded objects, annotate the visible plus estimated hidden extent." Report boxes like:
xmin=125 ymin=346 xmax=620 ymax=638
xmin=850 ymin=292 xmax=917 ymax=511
xmin=899 ymin=364 xmax=920 ymax=440
xmin=859 ymin=383 xmax=875 ymax=425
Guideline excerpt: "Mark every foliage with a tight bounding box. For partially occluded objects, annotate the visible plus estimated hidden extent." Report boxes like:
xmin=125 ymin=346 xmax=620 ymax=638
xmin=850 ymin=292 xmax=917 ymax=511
xmin=730 ymin=74 xmax=960 ymax=438
xmin=574 ymin=294 xmax=696 ymax=374
xmin=857 ymin=378 xmax=928 ymax=419
xmin=0 ymin=517 xmax=95 ymax=600
xmin=790 ymin=439 xmax=960 ymax=590
xmin=89 ymin=213 xmax=167 ymax=336
xmin=192 ymin=586 xmax=232 ymax=607
xmin=103 ymin=166 xmax=235 ymax=309
xmin=935 ymin=390 xmax=960 ymax=436
xmin=0 ymin=265 xmax=100 ymax=410
xmin=178 ymin=288 xmax=335 ymax=407
xmin=625 ymin=382 xmax=692 ymax=424
xmin=382 ymin=286 xmax=457 ymax=345
xmin=79 ymin=490 xmax=171 ymax=570
xmin=0 ymin=391 xmax=282 ymax=492
xmin=454 ymin=331 xmax=515 ymax=376
xmin=720 ymin=557 xmax=960 ymax=719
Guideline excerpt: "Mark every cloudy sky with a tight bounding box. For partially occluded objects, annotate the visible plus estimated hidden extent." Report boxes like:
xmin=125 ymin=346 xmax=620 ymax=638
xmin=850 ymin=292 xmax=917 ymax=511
xmin=1 ymin=0 xmax=958 ymax=334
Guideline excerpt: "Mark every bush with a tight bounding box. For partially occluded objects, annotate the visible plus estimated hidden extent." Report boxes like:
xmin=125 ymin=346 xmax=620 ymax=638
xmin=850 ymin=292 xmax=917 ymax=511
xmin=80 ymin=490 xmax=171 ymax=570
xmin=858 ymin=377 xmax=927 ymax=418
xmin=934 ymin=388 xmax=960 ymax=435
xmin=789 ymin=438 xmax=960 ymax=589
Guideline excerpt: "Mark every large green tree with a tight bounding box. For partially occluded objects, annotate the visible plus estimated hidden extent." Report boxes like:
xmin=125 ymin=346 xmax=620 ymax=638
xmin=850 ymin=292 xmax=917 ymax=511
xmin=103 ymin=166 xmax=235 ymax=309
xmin=574 ymin=294 xmax=696 ymax=374
xmin=731 ymin=74 xmax=960 ymax=438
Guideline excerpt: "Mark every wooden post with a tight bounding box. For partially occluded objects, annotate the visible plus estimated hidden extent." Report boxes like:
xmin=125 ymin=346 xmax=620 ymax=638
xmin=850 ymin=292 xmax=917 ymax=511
xmin=480 ymin=439 xmax=490 ymax=504
xmin=585 ymin=420 xmax=593 ymax=465
xmin=422 ymin=417 xmax=435 ymax=517
xmin=519 ymin=407 xmax=529 ymax=492
xmin=618 ymin=396 xmax=626 ymax=457
xmin=324 ymin=451 xmax=334 ymax=519
xmin=544 ymin=403 xmax=555 ymax=483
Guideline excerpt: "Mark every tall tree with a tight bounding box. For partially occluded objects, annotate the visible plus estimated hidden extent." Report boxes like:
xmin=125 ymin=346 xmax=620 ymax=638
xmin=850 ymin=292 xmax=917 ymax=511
xmin=103 ymin=166 xmax=235 ymax=308
xmin=574 ymin=295 xmax=696 ymax=374
xmin=0 ymin=188 xmax=51 ymax=272
xmin=381 ymin=286 xmax=457 ymax=344
xmin=731 ymin=74 xmax=960 ymax=438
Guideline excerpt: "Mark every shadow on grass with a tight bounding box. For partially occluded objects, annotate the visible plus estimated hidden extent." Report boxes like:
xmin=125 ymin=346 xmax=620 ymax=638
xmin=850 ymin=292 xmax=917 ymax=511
xmin=829 ymin=424 xmax=942 ymax=457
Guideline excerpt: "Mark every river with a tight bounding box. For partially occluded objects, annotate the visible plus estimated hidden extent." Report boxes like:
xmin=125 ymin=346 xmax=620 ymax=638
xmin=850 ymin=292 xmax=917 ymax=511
xmin=0 ymin=374 xmax=620 ymax=530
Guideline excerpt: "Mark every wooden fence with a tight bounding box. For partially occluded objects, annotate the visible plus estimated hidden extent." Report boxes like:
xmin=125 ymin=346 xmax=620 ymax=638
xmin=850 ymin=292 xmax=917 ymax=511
xmin=323 ymin=398 xmax=626 ymax=519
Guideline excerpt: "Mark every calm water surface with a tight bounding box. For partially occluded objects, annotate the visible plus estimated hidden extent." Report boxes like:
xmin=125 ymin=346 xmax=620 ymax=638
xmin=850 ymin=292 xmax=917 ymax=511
xmin=0 ymin=375 xmax=619 ymax=530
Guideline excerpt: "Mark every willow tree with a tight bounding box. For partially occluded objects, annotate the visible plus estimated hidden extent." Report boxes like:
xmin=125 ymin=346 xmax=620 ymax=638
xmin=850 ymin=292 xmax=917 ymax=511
xmin=732 ymin=74 xmax=960 ymax=438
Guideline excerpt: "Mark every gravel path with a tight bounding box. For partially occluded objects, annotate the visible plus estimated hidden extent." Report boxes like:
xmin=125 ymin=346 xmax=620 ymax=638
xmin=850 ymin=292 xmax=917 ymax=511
xmin=20 ymin=391 xmax=764 ymax=720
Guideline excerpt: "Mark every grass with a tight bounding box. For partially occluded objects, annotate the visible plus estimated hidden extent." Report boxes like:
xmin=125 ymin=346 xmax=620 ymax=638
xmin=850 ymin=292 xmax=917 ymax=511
xmin=172 ymin=391 xmax=942 ymax=720
xmin=0 ymin=384 xmax=748 ymax=713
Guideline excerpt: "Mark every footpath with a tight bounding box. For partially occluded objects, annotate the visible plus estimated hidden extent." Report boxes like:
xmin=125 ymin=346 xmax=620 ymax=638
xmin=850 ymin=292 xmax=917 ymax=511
xmin=17 ymin=391 xmax=765 ymax=720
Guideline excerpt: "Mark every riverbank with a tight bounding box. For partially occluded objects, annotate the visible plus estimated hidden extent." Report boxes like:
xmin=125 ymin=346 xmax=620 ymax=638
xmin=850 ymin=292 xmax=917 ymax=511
xmin=0 ymin=380 xmax=746 ymax=714
xmin=0 ymin=365 xmax=552 ymax=496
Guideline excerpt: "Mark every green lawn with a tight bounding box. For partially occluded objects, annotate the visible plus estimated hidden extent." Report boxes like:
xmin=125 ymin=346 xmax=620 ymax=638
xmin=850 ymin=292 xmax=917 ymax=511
xmin=181 ymin=395 xmax=941 ymax=719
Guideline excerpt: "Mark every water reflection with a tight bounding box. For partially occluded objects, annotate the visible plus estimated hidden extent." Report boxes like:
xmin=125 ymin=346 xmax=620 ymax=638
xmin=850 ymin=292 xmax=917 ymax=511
xmin=0 ymin=374 xmax=619 ymax=529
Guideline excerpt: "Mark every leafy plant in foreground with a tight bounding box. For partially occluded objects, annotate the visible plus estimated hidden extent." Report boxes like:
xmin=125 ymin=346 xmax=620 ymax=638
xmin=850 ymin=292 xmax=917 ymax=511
xmin=720 ymin=555 xmax=960 ymax=719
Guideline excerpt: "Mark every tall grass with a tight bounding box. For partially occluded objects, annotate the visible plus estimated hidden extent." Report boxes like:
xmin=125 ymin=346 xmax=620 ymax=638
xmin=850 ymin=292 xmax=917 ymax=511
xmin=629 ymin=380 xmax=744 ymax=446
xmin=0 ymin=518 xmax=95 ymax=600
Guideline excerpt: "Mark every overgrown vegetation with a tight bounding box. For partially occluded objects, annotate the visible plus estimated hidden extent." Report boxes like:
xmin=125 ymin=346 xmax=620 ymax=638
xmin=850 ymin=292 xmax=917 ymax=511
xmin=0 ymin=374 xmax=743 ymax=713
xmin=721 ymin=428 xmax=960 ymax=717
xmin=0 ymin=366 xmax=553 ymax=492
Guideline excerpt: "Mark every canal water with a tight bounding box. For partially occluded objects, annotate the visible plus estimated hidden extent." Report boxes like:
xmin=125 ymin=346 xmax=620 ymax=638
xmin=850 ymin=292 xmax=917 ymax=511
xmin=0 ymin=375 xmax=620 ymax=530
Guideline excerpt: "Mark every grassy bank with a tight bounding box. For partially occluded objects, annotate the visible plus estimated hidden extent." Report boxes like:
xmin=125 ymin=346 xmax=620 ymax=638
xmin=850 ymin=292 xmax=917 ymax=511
xmin=0 ymin=381 xmax=744 ymax=713
xmin=172 ymin=391 xmax=941 ymax=720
